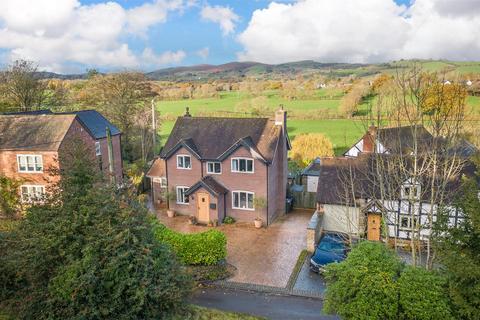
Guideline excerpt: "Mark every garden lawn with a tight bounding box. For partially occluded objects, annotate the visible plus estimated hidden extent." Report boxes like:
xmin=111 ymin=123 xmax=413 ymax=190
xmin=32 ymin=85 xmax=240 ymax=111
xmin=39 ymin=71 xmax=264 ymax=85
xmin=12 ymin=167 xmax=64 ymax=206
xmin=160 ymin=119 xmax=364 ymax=156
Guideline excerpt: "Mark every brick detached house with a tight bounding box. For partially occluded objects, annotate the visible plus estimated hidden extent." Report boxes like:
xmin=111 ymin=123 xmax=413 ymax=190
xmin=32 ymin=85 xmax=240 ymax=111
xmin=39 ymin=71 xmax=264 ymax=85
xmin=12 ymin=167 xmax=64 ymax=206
xmin=147 ymin=108 xmax=291 ymax=226
xmin=315 ymin=125 xmax=477 ymax=242
xmin=0 ymin=110 xmax=122 ymax=202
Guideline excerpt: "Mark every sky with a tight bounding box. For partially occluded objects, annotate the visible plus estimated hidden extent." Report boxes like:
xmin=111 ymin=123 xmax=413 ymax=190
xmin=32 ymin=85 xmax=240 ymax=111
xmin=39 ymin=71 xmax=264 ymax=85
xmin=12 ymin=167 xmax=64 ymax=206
xmin=0 ymin=0 xmax=479 ymax=73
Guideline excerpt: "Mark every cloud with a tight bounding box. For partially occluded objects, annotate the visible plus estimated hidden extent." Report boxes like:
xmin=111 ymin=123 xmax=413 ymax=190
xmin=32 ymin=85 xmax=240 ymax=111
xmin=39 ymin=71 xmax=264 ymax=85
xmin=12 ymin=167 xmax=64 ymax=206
xmin=0 ymin=0 xmax=188 ymax=72
xmin=238 ymin=0 xmax=480 ymax=63
xmin=196 ymin=47 xmax=210 ymax=60
xmin=201 ymin=5 xmax=240 ymax=35
xmin=142 ymin=48 xmax=186 ymax=67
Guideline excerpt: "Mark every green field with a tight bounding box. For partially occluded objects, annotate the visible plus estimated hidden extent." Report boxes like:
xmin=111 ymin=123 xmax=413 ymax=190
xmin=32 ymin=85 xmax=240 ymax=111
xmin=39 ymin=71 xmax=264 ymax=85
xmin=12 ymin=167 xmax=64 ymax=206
xmin=160 ymin=118 xmax=365 ymax=155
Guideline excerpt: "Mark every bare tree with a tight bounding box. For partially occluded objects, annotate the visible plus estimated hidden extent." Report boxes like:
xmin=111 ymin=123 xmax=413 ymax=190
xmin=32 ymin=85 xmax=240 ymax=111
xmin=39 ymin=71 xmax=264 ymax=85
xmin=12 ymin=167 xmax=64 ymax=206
xmin=0 ymin=60 xmax=47 ymax=112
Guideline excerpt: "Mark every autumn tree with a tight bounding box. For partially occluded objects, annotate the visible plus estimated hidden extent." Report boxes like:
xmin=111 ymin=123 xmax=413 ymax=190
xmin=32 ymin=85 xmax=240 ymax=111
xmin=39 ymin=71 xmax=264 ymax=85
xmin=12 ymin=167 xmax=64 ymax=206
xmin=339 ymin=81 xmax=370 ymax=117
xmin=76 ymin=72 xmax=157 ymax=161
xmin=0 ymin=60 xmax=48 ymax=112
xmin=290 ymin=133 xmax=334 ymax=168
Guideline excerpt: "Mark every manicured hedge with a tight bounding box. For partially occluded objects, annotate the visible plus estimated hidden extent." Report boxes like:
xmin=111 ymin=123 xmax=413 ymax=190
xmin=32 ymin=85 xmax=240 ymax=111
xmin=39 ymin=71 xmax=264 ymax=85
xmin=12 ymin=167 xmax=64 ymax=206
xmin=151 ymin=220 xmax=227 ymax=266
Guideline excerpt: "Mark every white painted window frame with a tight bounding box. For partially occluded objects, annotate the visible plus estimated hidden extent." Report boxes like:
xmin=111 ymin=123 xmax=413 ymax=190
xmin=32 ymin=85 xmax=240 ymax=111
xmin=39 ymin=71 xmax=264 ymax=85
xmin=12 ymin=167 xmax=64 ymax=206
xmin=176 ymin=186 xmax=189 ymax=205
xmin=398 ymin=214 xmax=419 ymax=231
xmin=231 ymin=157 xmax=254 ymax=174
xmin=232 ymin=190 xmax=255 ymax=211
xmin=206 ymin=161 xmax=222 ymax=174
xmin=17 ymin=154 xmax=43 ymax=173
xmin=176 ymin=154 xmax=192 ymax=170
xmin=20 ymin=184 xmax=45 ymax=202
xmin=95 ymin=141 xmax=101 ymax=156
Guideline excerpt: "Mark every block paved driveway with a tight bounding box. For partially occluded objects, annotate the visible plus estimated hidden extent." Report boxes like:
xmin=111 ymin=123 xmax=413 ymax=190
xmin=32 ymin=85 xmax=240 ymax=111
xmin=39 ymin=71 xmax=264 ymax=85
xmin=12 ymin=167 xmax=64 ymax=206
xmin=156 ymin=209 xmax=313 ymax=288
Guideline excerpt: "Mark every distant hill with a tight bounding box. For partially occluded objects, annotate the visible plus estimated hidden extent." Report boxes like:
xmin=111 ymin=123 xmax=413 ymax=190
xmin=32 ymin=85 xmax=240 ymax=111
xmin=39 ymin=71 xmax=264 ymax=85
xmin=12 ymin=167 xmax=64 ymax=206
xmin=34 ymin=60 xmax=480 ymax=81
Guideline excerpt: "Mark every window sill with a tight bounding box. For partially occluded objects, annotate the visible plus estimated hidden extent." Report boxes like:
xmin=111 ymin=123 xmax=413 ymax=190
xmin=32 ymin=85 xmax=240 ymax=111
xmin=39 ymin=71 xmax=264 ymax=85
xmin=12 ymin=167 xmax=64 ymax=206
xmin=232 ymin=207 xmax=255 ymax=211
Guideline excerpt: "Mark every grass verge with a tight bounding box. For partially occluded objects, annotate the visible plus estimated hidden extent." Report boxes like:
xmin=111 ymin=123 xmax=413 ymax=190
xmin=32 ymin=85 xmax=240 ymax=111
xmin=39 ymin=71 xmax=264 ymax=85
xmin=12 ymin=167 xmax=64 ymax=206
xmin=286 ymin=249 xmax=309 ymax=290
xmin=174 ymin=305 xmax=265 ymax=320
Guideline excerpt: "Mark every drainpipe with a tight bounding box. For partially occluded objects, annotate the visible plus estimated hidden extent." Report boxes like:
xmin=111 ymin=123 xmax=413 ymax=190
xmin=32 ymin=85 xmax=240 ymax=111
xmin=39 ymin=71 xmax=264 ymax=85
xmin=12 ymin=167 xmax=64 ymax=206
xmin=106 ymin=126 xmax=115 ymax=185
xmin=266 ymin=165 xmax=269 ymax=226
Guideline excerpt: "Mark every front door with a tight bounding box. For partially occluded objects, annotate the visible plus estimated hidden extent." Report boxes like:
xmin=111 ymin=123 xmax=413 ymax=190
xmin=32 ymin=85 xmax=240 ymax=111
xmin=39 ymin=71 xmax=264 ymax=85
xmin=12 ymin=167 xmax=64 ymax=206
xmin=367 ymin=213 xmax=381 ymax=241
xmin=197 ymin=192 xmax=210 ymax=223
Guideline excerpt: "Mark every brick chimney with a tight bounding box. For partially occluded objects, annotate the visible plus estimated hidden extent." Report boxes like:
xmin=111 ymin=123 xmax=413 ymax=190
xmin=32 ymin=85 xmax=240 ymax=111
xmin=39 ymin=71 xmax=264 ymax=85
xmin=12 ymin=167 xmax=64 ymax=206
xmin=362 ymin=125 xmax=377 ymax=153
xmin=275 ymin=105 xmax=287 ymax=131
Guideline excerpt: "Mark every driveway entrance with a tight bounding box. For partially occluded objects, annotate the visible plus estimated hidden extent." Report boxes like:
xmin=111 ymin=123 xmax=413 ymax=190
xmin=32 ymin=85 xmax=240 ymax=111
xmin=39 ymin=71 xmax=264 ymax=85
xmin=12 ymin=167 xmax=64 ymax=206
xmin=156 ymin=209 xmax=313 ymax=288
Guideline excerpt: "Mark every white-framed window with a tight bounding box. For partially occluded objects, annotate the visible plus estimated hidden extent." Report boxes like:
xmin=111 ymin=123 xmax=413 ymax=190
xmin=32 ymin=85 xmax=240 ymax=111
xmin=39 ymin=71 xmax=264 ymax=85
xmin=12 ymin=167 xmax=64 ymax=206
xmin=401 ymin=184 xmax=421 ymax=200
xmin=399 ymin=214 xmax=419 ymax=230
xmin=207 ymin=161 xmax=221 ymax=174
xmin=20 ymin=185 xmax=45 ymax=202
xmin=231 ymin=158 xmax=254 ymax=173
xmin=177 ymin=155 xmax=192 ymax=169
xmin=232 ymin=191 xmax=254 ymax=210
xmin=95 ymin=141 xmax=101 ymax=156
xmin=17 ymin=155 xmax=43 ymax=173
xmin=176 ymin=186 xmax=189 ymax=204
xmin=153 ymin=177 xmax=167 ymax=188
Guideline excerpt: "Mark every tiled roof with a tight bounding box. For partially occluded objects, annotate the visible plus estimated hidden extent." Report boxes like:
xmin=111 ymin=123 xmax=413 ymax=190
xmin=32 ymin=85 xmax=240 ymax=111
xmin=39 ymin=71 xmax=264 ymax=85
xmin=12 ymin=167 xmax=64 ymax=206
xmin=0 ymin=114 xmax=76 ymax=151
xmin=146 ymin=158 xmax=166 ymax=177
xmin=185 ymin=176 xmax=228 ymax=196
xmin=160 ymin=116 xmax=282 ymax=162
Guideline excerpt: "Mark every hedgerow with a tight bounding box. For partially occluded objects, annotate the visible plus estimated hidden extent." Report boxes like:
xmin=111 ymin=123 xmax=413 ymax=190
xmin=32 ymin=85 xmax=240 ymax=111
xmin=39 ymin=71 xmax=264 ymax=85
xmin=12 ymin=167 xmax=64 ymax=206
xmin=151 ymin=219 xmax=227 ymax=266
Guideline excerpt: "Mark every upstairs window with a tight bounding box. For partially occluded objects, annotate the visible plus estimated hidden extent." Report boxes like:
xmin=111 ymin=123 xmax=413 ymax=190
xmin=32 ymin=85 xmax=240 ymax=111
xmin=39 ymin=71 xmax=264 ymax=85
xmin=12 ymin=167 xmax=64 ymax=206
xmin=95 ymin=141 xmax=101 ymax=156
xmin=231 ymin=158 xmax=254 ymax=173
xmin=401 ymin=184 xmax=421 ymax=200
xmin=177 ymin=155 xmax=191 ymax=169
xmin=207 ymin=162 xmax=221 ymax=174
xmin=17 ymin=155 xmax=43 ymax=173
xmin=399 ymin=214 xmax=419 ymax=230
xmin=21 ymin=185 xmax=45 ymax=202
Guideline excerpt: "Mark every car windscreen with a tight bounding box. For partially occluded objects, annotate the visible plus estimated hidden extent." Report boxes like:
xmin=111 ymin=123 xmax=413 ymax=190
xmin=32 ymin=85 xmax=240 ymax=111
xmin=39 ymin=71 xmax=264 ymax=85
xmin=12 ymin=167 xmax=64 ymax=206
xmin=318 ymin=239 xmax=345 ymax=252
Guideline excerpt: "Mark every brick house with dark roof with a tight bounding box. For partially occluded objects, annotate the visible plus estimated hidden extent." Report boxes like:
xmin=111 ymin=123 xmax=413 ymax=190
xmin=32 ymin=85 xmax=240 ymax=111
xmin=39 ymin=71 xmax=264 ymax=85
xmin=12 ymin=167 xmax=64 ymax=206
xmin=0 ymin=110 xmax=122 ymax=203
xmin=147 ymin=108 xmax=291 ymax=226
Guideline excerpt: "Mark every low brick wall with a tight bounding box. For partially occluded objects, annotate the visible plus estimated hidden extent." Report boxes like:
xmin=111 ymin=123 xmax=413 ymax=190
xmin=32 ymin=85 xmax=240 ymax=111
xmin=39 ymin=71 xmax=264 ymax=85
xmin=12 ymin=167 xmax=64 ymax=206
xmin=307 ymin=211 xmax=324 ymax=253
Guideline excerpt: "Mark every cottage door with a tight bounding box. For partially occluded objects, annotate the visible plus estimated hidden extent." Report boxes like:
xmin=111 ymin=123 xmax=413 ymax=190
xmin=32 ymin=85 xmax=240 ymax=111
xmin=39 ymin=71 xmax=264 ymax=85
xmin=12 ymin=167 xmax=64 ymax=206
xmin=367 ymin=213 xmax=381 ymax=241
xmin=197 ymin=192 xmax=210 ymax=223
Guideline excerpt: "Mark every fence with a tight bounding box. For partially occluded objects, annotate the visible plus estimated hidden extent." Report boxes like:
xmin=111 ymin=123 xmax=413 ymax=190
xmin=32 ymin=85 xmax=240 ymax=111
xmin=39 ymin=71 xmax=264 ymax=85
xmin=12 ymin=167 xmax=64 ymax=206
xmin=291 ymin=190 xmax=317 ymax=209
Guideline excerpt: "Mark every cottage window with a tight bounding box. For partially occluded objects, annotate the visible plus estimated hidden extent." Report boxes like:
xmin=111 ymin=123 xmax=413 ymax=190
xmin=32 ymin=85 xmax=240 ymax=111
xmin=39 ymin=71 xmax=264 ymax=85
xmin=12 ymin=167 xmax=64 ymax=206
xmin=177 ymin=155 xmax=192 ymax=169
xmin=399 ymin=214 xmax=418 ymax=230
xmin=20 ymin=185 xmax=45 ymax=202
xmin=401 ymin=184 xmax=420 ymax=200
xmin=232 ymin=191 xmax=254 ymax=210
xmin=231 ymin=158 xmax=254 ymax=173
xmin=95 ymin=141 xmax=101 ymax=156
xmin=17 ymin=155 xmax=43 ymax=173
xmin=176 ymin=186 xmax=189 ymax=204
xmin=153 ymin=177 xmax=167 ymax=188
xmin=207 ymin=162 xmax=221 ymax=174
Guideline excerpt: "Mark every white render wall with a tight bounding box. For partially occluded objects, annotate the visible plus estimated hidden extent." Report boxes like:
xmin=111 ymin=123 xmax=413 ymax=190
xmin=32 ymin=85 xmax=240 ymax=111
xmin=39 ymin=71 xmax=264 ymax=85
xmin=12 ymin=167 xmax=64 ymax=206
xmin=323 ymin=204 xmax=361 ymax=235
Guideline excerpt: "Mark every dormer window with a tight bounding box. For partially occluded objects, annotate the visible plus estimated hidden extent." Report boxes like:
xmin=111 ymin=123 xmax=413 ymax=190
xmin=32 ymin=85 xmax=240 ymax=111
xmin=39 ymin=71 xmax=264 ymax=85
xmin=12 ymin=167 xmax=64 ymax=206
xmin=177 ymin=155 xmax=191 ymax=169
xmin=231 ymin=158 xmax=254 ymax=173
xmin=401 ymin=181 xmax=421 ymax=200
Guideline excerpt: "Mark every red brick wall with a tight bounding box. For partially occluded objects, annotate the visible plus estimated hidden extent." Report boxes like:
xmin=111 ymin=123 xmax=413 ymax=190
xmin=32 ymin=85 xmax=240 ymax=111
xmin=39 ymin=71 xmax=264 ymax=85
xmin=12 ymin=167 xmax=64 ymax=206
xmin=96 ymin=135 xmax=123 ymax=182
xmin=267 ymin=130 xmax=288 ymax=223
xmin=0 ymin=150 xmax=60 ymax=194
xmin=165 ymin=146 xmax=269 ymax=224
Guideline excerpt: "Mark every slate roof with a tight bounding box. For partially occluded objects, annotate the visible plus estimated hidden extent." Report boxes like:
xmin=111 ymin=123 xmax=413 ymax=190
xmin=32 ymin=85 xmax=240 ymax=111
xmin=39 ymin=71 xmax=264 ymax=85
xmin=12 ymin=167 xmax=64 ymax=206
xmin=160 ymin=116 xmax=284 ymax=162
xmin=65 ymin=110 xmax=121 ymax=139
xmin=302 ymin=158 xmax=321 ymax=176
xmin=185 ymin=176 xmax=228 ymax=196
xmin=0 ymin=114 xmax=76 ymax=151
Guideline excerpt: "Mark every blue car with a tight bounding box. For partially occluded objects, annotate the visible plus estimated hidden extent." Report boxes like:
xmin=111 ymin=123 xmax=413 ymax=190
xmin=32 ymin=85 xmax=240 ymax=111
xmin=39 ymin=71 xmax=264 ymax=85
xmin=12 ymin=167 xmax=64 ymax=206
xmin=310 ymin=232 xmax=349 ymax=273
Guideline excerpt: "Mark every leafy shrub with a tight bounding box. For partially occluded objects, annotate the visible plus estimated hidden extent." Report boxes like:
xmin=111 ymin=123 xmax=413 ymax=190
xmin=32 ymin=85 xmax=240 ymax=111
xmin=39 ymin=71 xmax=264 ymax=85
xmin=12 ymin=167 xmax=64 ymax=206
xmin=398 ymin=266 xmax=453 ymax=320
xmin=290 ymin=133 xmax=334 ymax=168
xmin=324 ymin=241 xmax=403 ymax=320
xmin=223 ymin=216 xmax=236 ymax=224
xmin=151 ymin=220 xmax=227 ymax=266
